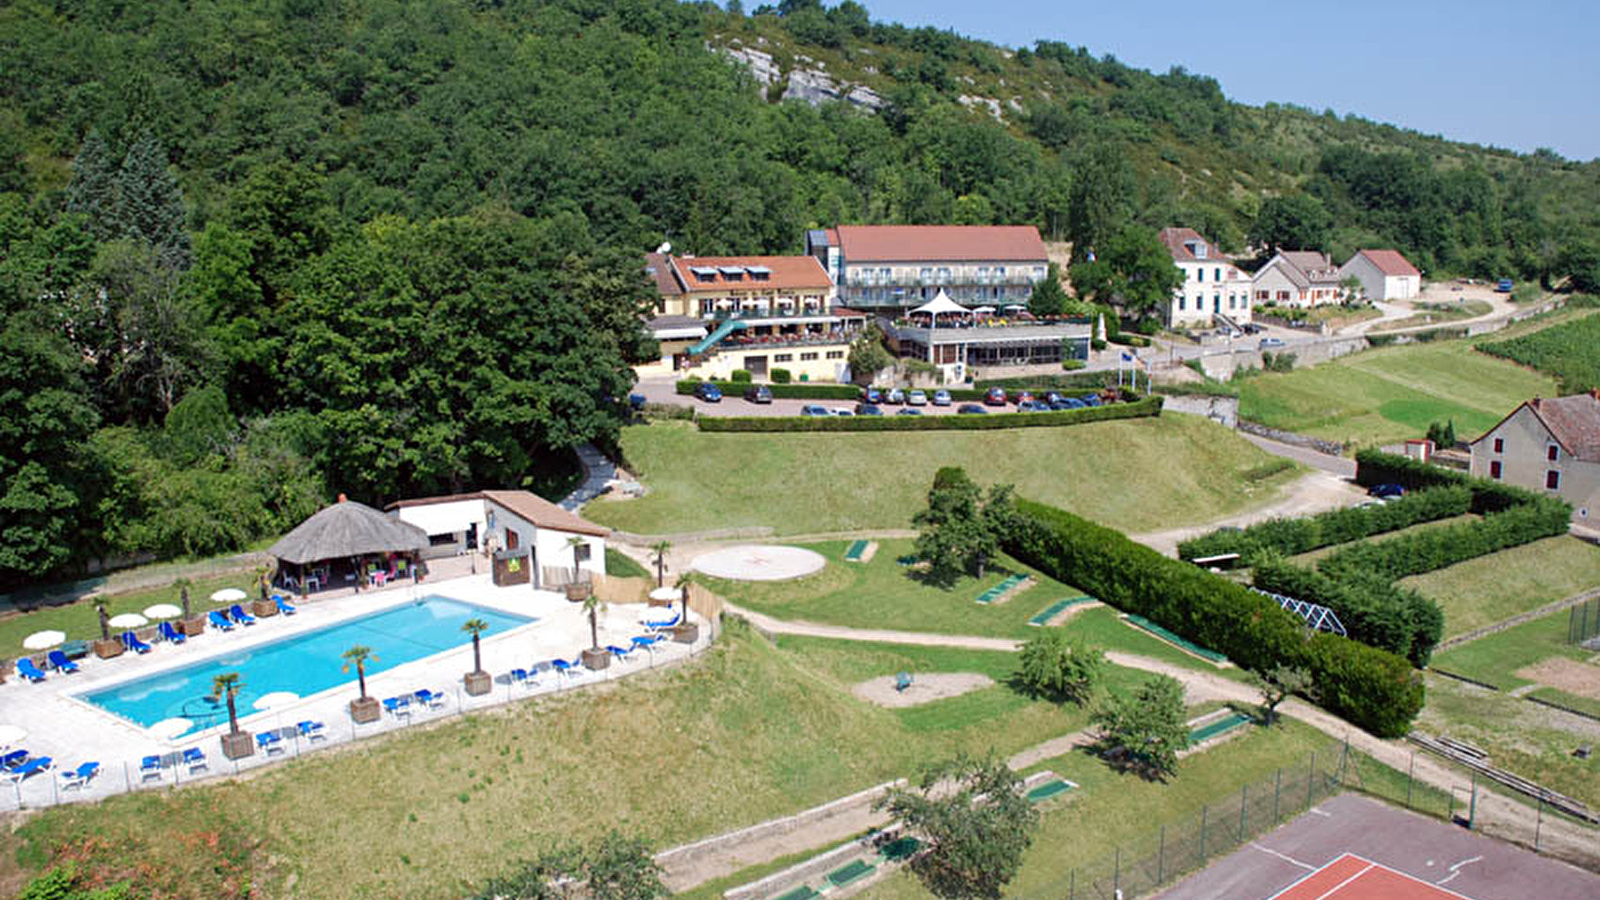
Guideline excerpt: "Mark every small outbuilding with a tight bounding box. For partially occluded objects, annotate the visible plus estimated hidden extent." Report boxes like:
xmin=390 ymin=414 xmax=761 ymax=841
xmin=386 ymin=490 xmax=610 ymax=588
xmin=269 ymin=495 xmax=430 ymax=594
xmin=1339 ymin=249 xmax=1421 ymax=300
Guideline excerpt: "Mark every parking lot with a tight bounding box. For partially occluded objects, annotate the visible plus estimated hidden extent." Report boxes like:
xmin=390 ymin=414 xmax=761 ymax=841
xmin=632 ymin=377 xmax=1107 ymax=418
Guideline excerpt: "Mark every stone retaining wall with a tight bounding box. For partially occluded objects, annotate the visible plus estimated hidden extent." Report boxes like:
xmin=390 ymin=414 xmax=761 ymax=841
xmin=1236 ymin=420 xmax=1346 ymax=457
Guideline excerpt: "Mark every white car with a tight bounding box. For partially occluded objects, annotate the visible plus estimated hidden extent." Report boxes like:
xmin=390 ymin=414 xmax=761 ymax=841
xmin=831 ymin=408 xmax=855 ymax=417
xmin=907 ymin=390 xmax=928 ymax=406
xmin=932 ymin=390 xmax=952 ymax=406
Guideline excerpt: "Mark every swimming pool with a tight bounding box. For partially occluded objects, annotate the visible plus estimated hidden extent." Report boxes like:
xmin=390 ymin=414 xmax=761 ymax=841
xmin=80 ymin=596 xmax=533 ymax=735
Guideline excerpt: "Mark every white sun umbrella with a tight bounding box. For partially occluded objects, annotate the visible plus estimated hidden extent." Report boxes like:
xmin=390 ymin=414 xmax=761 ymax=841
xmin=143 ymin=603 xmax=183 ymax=620
xmin=973 ymin=305 xmax=996 ymax=313
xmin=648 ymin=587 xmax=682 ymax=603
xmin=22 ymin=630 xmax=65 ymax=651
xmin=211 ymin=588 xmax=247 ymax=603
xmin=107 ymin=613 xmax=148 ymax=629
xmin=0 ymin=725 xmax=26 ymax=749
xmin=151 ymin=718 xmax=193 ymax=740
xmin=254 ymin=691 xmax=299 ymax=711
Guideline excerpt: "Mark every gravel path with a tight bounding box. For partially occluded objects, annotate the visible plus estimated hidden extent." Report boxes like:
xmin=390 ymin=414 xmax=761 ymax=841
xmin=1129 ymin=471 xmax=1365 ymax=557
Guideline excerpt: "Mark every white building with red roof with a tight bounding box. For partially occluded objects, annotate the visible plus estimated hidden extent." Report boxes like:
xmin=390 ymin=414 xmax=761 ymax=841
xmin=805 ymin=225 xmax=1048 ymax=310
xmin=1339 ymin=249 xmax=1421 ymax=300
xmin=1157 ymin=227 xmax=1253 ymax=328
xmin=1470 ymin=391 xmax=1600 ymax=522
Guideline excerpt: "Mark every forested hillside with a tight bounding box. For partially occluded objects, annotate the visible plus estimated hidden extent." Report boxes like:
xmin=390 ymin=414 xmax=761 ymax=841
xmin=2 ymin=0 xmax=1598 ymax=587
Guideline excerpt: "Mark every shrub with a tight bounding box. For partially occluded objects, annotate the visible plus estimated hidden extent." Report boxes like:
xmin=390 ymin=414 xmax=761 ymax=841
xmin=1318 ymin=498 xmax=1571 ymax=582
xmin=1178 ymin=485 xmax=1474 ymax=561
xmin=1062 ymin=358 xmax=1086 ymax=370
xmin=1353 ymin=449 xmax=1552 ymax=514
xmin=771 ymin=368 xmax=792 ymax=384
xmin=1008 ymin=500 xmax=1424 ymax=737
xmin=1253 ymin=559 xmax=1443 ymax=666
xmin=729 ymin=369 xmax=752 ymax=383
xmin=1091 ymin=337 xmax=1107 ymax=351
xmin=696 ymin=396 xmax=1163 ymax=433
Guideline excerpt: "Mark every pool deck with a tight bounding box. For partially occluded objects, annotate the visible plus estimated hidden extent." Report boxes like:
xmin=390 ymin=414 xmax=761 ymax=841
xmin=0 ymin=565 xmax=708 ymax=810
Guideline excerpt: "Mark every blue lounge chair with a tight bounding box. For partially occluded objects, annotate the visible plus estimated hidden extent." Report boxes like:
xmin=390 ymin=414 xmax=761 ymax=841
xmin=275 ymin=597 xmax=297 ymax=615
xmin=183 ymin=747 xmax=207 ymax=774
xmin=382 ymin=696 xmax=412 ymax=718
xmin=509 ymin=667 xmax=530 ymax=687
xmin=297 ymin=720 xmax=327 ymax=742
xmin=606 ymin=643 xmax=635 ymax=662
xmin=121 ymin=631 xmax=152 ymax=654
xmin=643 ymin=612 xmax=681 ymax=631
xmin=1 ymin=750 xmax=29 ymax=770
xmin=3 ymin=756 xmax=50 ymax=783
xmin=631 ymin=635 xmax=662 ymax=655
xmin=256 ymin=732 xmax=284 ymax=755
xmin=139 ymin=755 xmax=163 ymax=782
xmin=208 ymin=611 xmax=235 ymax=632
xmin=59 ymin=761 xmax=99 ymax=790
xmin=414 ymin=688 xmax=444 ymax=709
xmin=15 ymin=658 xmax=46 ymax=682
xmin=46 ymin=650 xmax=80 ymax=673
xmin=159 ymin=621 xmax=187 ymax=644
xmin=228 ymin=604 xmax=257 ymax=625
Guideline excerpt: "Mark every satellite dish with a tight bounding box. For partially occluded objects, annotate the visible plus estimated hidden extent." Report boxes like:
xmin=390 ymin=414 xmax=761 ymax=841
xmin=655 ymin=241 xmax=672 ymax=254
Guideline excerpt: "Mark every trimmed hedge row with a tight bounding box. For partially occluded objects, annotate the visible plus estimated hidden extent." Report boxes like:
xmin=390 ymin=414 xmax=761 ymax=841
xmin=1319 ymin=498 xmax=1572 ymax=582
xmin=1353 ymin=449 xmax=1545 ymax=514
xmin=1253 ymin=560 xmax=1443 ymax=667
xmin=695 ymin=396 xmax=1163 ymax=432
xmin=676 ymin=379 xmax=859 ymax=400
xmin=1008 ymin=500 xmax=1424 ymax=738
xmin=1177 ymin=485 xmax=1473 ymax=561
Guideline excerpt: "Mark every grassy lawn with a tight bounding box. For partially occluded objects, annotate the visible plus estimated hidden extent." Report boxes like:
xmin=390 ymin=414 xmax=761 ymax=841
xmin=1236 ymin=339 xmax=1558 ymax=447
xmin=0 ymin=624 xmax=1180 ymax=900
xmin=0 ymin=570 xmax=264 ymax=657
xmin=1286 ymin=513 xmax=1479 ymax=567
xmin=604 ymin=547 xmax=651 ymax=579
xmin=1375 ymin=299 xmax=1493 ymax=331
xmin=708 ymin=540 xmax=1231 ymax=674
xmin=1401 ymin=536 xmax=1600 ymax=639
xmin=587 ymin=416 xmax=1301 ymax=537
xmin=853 ymin=718 xmax=1450 ymax=900
xmin=1429 ymin=604 xmax=1594 ymax=690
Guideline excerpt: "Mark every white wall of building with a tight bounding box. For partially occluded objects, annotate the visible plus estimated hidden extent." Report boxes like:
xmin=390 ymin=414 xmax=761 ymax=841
xmin=1169 ymin=261 xmax=1253 ymax=327
xmin=1340 ymin=255 xmax=1419 ymax=301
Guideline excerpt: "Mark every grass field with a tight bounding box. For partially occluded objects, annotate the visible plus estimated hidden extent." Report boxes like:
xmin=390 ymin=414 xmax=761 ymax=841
xmin=1375 ymin=299 xmax=1493 ymax=331
xmin=1429 ymin=603 xmax=1595 ymax=690
xmin=605 ymin=547 xmax=651 ymax=579
xmin=0 ymin=569 xmax=263 ymax=656
xmin=1236 ymin=338 xmax=1559 ymax=447
xmin=1400 ymin=535 xmax=1600 ymax=639
xmin=587 ymin=417 xmax=1301 ymax=537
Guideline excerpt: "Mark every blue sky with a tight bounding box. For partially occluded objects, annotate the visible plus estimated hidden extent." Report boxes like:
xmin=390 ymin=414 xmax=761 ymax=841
xmin=859 ymin=0 xmax=1600 ymax=161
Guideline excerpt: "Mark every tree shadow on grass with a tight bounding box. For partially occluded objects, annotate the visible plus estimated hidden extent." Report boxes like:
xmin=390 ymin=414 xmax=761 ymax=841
xmin=1078 ymin=735 xmax=1175 ymax=784
xmin=903 ymin=562 xmax=1019 ymax=592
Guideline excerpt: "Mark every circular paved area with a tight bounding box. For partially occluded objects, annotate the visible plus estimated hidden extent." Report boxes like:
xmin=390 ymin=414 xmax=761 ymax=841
xmin=690 ymin=545 xmax=826 ymax=581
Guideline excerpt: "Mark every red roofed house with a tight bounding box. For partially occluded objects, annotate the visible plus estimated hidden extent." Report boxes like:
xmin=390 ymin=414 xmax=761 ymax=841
xmin=1339 ymin=249 xmax=1421 ymax=300
xmin=806 ymin=225 xmax=1048 ymax=311
xmin=1157 ymin=227 xmax=1254 ymax=328
xmin=1469 ymin=391 xmax=1600 ymax=522
xmin=1251 ymin=250 xmax=1346 ymax=308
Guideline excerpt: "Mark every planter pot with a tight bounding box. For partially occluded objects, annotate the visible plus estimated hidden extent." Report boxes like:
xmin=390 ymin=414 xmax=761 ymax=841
xmin=564 ymin=581 xmax=593 ymax=603
xmin=180 ymin=617 xmax=207 ymax=637
xmin=581 ymin=647 xmax=611 ymax=671
xmin=136 ymin=626 xmax=159 ymax=642
xmin=252 ymin=599 xmax=279 ymax=618
xmin=92 ymin=639 xmax=124 ymax=660
xmin=463 ymin=670 xmax=492 ymax=696
xmin=349 ymin=696 xmax=382 ymax=724
xmin=670 ymin=623 xmax=700 ymax=644
xmin=220 ymin=730 xmax=255 ymax=760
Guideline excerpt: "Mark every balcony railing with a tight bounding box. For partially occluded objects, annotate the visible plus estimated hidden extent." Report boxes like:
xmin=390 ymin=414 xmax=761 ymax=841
xmin=717 ymin=330 xmax=859 ymax=351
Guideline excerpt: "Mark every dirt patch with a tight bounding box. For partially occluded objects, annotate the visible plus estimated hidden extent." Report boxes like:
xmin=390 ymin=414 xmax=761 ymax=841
xmin=1516 ymin=657 xmax=1600 ymax=701
xmin=985 ymin=576 xmax=1034 ymax=606
xmin=858 ymin=542 xmax=878 ymax=563
xmin=852 ymin=672 xmax=995 ymax=708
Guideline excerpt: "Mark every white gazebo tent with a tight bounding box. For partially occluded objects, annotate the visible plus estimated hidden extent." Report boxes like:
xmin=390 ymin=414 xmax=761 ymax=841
xmin=909 ymin=290 xmax=973 ymax=363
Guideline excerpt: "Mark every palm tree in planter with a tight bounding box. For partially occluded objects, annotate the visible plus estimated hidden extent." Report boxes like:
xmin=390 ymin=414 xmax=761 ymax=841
xmin=343 ymin=645 xmax=382 ymax=723
xmin=251 ymin=564 xmax=278 ymax=618
xmin=177 ymin=578 xmax=205 ymax=637
xmin=564 ymin=536 xmax=592 ymax=602
xmin=580 ymin=591 xmax=611 ymax=671
xmin=92 ymin=601 xmax=123 ymax=659
xmin=649 ymin=540 xmax=672 ymax=588
xmin=213 ymin=672 xmax=254 ymax=759
xmin=461 ymin=618 xmax=492 ymax=695
xmin=670 ymin=572 xmax=703 ymax=644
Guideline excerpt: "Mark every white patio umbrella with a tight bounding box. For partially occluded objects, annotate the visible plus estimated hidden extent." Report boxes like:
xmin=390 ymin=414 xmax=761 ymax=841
xmin=211 ymin=588 xmax=247 ymax=603
xmin=0 ymin=725 xmax=27 ymax=748
xmin=648 ymin=587 xmax=683 ymax=603
xmin=107 ymin=613 xmax=149 ymax=629
xmin=22 ymin=630 xmax=65 ymax=651
xmin=143 ymin=603 xmax=182 ymax=620
xmin=973 ymin=305 xmax=996 ymax=314
xmin=151 ymin=718 xmax=193 ymax=740
xmin=254 ymin=691 xmax=299 ymax=711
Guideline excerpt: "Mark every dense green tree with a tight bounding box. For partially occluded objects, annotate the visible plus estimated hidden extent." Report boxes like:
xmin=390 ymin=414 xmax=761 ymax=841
xmin=110 ymin=132 xmax=191 ymax=271
xmin=65 ymin=130 xmax=118 ymax=241
xmin=476 ymin=832 xmax=665 ymax=900
xmin=913 ymin=469 xmax=1018 ymax=584
xmin=1065 ymin=143 xmax=1135 ymax=262
xmin=1249 ymin=665 xmax=1315 ymax=725
xmin=1016 ymin=631 xmax=1104 ymax=704
xmin=1027 ymin=263 xmax=1069 ymax=317
xmin=1249 ymin=194 xmax=1332 ymax=255
xmin=1091 ymin=674 xmax=1188 ymax=779
xmin=876 ymin=753 xmax=1038 ymax=900
xmin=1069 ymin=225 xmax=1183 ymax=323
xmin=847 ymin=322 xmax=893 ymax=382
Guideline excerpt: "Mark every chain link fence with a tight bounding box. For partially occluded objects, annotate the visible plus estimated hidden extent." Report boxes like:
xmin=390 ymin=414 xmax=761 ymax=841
xmin=1567 ymin=597 xmax=1600 ymax=646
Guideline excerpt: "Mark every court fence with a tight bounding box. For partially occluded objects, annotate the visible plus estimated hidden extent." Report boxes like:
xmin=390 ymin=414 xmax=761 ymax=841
xmin=1567 ymin=596 xmax=1600 ymax=646
xmin=1019 ymin=734 xmax=1579 ymax=900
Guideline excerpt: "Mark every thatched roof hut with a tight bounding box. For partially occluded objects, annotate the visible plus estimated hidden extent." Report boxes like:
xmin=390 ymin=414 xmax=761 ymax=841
xmin=270 ymin=496 xmax=428 ymax=566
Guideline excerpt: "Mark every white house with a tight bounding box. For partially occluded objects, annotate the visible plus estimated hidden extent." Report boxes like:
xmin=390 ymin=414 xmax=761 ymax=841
xmin=1340 ymin=249 xmax=1421 ymax=301
xmin=1157 ymin=227 xmax=1253 ymax=328
xmin=1469 ymin=391 xmax=1600 ymax=522
xmin=1251 ymin=251 xmax=1345 ymax=308
xmin=387 ymin=490 xmax=609 ymax=586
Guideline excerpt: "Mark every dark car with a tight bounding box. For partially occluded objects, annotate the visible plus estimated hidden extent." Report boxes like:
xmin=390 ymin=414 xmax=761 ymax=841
xmin=1368 ymin=483 xmax=1406 ymax=500
xmin=855 ymin=403 xmax=884 ymax=416
xmin=744 ymin=384 xmax=773 ymax=404
xmin=800 ymin=404 xmax=830 ymax=417
xmin=1018 ymin=400 xmax=1050 ymax=412
xmin=1053 ymin=398 xmax=1087 ymax=410
xmin=957 ymin=404 xmax=987 ymax=415
xmin=694 ymin=382 xmax=722 ymax=402
xmin=1044 ymin=392 xmax=1065 ymax=406
xmin=984 ymin=387 xmax=1007 ymax=406
xmin=628 ymin=393 xmax=647 ymax=410
xmin=895 ymin=408 xmax=922 ymax=416
xmin=1080 ymin=393 xmax=1102 ymax=407
xmin=863 ymin=387 xmax=883 ymax=404
xmin=1242 ymin=323 xmax=1262 ymax=335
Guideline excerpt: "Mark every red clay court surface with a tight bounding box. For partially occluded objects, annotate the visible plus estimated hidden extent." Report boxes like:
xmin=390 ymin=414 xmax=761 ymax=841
xmin=1152 ymin=793 xmax=1599 ymax=900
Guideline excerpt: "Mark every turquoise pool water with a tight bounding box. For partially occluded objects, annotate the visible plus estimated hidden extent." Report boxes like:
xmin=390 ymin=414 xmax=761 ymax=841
xmin=81 ymin=596 xmax=532 ymax=735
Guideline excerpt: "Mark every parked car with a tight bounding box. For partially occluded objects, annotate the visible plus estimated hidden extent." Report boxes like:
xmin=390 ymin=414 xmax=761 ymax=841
xmin=1044 ymin=392 xmax=1064 ymax=406
xmin=855 ymin=403 xmax=884 ymax=416
xmin=744 ymin=385 xmax=773 ymax=404
xmin=932 ymin=390 xmax=952 ymax=407
xmin=984 ymin=387 xmax=1007 ymax=406
xmin=1018 ymin=400 xmax=1051 ymax=412
xmin=1015 ymin=391 xmax=1036 ymax=406
xmin=1495 ymin=278 xmax=1514 ymax=293
xmin=957 ymin=404 xmax=987 ymax=414
xmin=800 ymin=405 xmax=829 ymax=417
xmin=1242 ymin=323 xmax=1262 ymax=335
xmin=1259 ymin=337 xmax=1286 ymax=350
xmin=1053 ymin=398 xmax=1087 ymax=410
xmin=1080 ymin=393 xmax=1102 ymax=407
xmin=886 ymin=388 xmax=906 ymax=405
xmin=1368 ymin=483 xmax=1405 ymax=500
xmin=896 ymin=408 xmax=922 ymax=416
xmin=862 ymin=387 xmax=883 ymax=404
xmin=907 ymin=389 xmax=928 ymax=406
xmin=832 ymin=408 xmax=854 ymax=417
xmin=694 ymin=382 xmax=722 ymax=402
xmin=628 ymin=393 xmax=647 ymax=410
